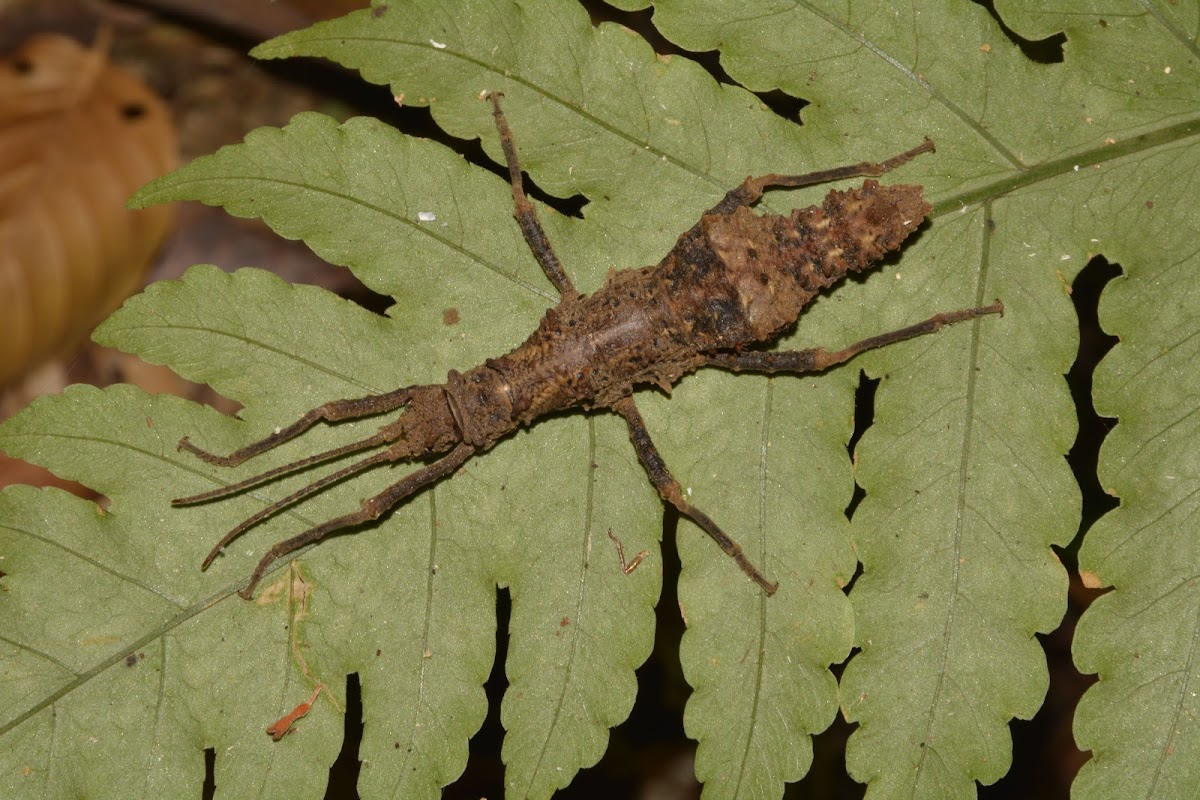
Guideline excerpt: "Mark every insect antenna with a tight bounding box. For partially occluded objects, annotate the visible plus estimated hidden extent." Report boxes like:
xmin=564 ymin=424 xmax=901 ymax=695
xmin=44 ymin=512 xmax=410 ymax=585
xmin=234 ymin=443 xmax=475 ymax=599
xmin=173 ymin=428 xmax=396 ymax=506
xmin=199 ymin=445 xmax=399 ymax=570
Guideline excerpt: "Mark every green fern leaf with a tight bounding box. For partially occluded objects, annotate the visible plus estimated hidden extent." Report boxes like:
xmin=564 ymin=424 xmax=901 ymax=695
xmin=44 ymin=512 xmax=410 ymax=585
xmin=3 ymin=1 xmax=1198 ymax=798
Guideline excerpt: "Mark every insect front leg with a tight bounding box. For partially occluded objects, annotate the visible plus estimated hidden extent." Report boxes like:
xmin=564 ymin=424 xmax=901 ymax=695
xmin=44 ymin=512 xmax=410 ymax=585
xmin=178 ymin=385 xmax=416 ymax=467
xmin=486 ymin=92 xmax=577 ymax=299
xmin=175 ymin=383 xmax=466 ymax=595
xmin=174 ymin=425 xmax=403 ymax=506
xmin=233 ymin=442 xmax=475 ymax=599
xmin=703 ymin=301 xmax=1003 ymax=374
xmin=613 ymin=397 xmax=778 ymax=595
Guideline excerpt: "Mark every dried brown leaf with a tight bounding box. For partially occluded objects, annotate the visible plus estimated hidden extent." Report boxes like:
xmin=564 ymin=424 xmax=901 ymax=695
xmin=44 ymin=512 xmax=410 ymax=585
xmin=0 ymin=33 xmax=176 ymax=386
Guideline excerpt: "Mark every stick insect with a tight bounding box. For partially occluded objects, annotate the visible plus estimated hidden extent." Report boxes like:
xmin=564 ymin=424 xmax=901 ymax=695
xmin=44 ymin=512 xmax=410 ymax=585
xmin=175 ymin=94 xmax=1002 ymax=599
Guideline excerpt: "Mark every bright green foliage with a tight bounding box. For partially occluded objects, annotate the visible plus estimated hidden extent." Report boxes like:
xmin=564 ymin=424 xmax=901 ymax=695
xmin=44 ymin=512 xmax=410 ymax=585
xmin=0 ymin=1 xmax=1197 ymax=798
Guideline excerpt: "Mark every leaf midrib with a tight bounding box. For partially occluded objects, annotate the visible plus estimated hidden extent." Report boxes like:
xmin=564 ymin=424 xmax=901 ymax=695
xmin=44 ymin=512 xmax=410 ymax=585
xmin=0 ymin=437 xmax=340 ymax=740
xmin=733 ymin=378 xmax=773 ymax=793
xmin=522 ymin=416 xmax=599 ymax=794
xmin=910 ymin=197 xmax=997 ymax=790
xmin=931 ymin=115 xmax=1200 ymax=217
xmin=135 ymin=173 xmax=557 ymax=303
xmin=0 ymin=587 xmax=228 ymax=739
xmin=259 ymin=34 xmax=736 ymax=195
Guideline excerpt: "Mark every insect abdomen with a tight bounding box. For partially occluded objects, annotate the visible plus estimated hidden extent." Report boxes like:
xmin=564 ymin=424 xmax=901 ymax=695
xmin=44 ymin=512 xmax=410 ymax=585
xmin=706 ymin=180 xmax=933 ymax=341
xmin=444 ymin=179 xmax=931 ymax=449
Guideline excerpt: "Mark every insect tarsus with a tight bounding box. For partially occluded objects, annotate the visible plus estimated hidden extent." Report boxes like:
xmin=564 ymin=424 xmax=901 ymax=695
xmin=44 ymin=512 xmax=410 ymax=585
xmin=174 ymin=93 xmax=1002 ymax=600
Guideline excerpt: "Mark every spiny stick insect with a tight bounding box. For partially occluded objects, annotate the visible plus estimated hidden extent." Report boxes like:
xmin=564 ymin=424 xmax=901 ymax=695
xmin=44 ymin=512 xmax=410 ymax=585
xmin=175 ymin=94 xmax=1002 ymax=600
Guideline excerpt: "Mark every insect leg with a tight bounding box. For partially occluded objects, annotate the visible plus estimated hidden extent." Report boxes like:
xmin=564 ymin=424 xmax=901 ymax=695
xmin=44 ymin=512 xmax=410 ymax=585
xmin=486 ymin=92 xmax=577 ymax=298
xmin=233 ymin=442 xmax=475 ymax=599
xmin=197 ymin=445 xmax=399 ymax=569
xmin=704 ymin=301 xmax=1003 ymax=374
xmin=613 ymin=397 xmax=778 ymax=595
xmin=179 ymin=385 xmax=415 ymax=467
xmin=707 ymin=138 xmax=935 ymax=216
xmin=174 ymin=426 xmax=401 ymax=505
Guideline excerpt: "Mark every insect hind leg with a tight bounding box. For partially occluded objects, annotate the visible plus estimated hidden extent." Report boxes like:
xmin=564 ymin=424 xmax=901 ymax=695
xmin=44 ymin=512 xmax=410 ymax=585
xmin=486 ymin=92 xmax=576 ymax=299
xmin=613 ymin=397 xmax=777 ymax=595
xmin=704 ymin=301 xmax=1003 ymax=374
xmin=707 ymin=138 xmax=935 ymax=217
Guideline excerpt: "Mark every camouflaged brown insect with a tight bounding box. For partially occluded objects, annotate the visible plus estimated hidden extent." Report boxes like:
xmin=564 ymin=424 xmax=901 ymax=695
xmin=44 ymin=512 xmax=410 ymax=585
xmin=174 ymin=94 xmax=1002 ymax=599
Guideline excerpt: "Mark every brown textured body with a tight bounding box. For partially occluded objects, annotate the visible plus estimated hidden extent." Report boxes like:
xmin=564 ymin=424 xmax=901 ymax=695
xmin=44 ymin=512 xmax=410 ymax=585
xmin=176 ymin=102 xmax=1002 ymax=600
xmin=442 ymin=179 xmax=930 ymax=451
